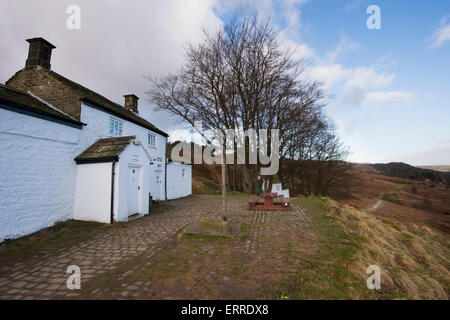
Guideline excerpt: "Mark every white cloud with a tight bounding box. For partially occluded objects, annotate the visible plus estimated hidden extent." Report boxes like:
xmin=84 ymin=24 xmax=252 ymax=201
xmin=309 ymin=63 xmax=401 ymax=105
xmin=364 ymin=91 xmax=412 ymax=104
xmin=430 ymin=15 xmax=450 ymax=49
xmin=306 ymin=36 xmax=399 ymax=105
xmin=336 ymin=119 xmax=356 ymax=135
xmin=342 ymin=86 xmax=366 ymax=105
xmin=347 ymin=144 xmax=450 ymax=166
xmin=438 ymin=138 xmax=450 ymax=145
xmin=373 ymin=53 xmax=398 ymax=71
xmin=279 ymin=0 xmax=310 ymax=35
xmin=325 ymin=35 xmax=360 ymax=64
xmin=278 ymin=33 xmax=316 ymax=60
xmin=0 ymin=0 xmax=222 ymax=132
xmin=343 ymin=89 xmax=412 ymax=106
xmin=308 ymin=64 xmax=348 ymax=90
xmin=394 ymin=146 xmax=450 ymax=166
xmin=345 ymin=67 xmax=394 ymax=89
xmin=340 ymin=67 xmax=402 ymax=106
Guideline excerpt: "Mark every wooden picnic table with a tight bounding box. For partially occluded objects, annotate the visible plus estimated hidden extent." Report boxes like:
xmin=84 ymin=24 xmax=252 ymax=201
xmin=248 ymin=192 xmax=291 ymax=211
xmin=259 ymin=192 xmax=278 ymax=207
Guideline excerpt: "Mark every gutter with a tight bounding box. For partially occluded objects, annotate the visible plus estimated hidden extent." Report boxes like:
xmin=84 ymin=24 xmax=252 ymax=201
xmin=110 ymin=159 xmax=116 ymax=224
xmin=75 ymin=156 xmax=119 ymax=165
xmin=0 ymin=102 xmax=85 ymax=129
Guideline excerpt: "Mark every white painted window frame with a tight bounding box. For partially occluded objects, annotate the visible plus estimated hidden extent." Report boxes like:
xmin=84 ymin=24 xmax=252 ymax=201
xmin=109 ymin=117 xmax=123 ymax=136
xmin=148 ymin=132 xmax=156 ymax=147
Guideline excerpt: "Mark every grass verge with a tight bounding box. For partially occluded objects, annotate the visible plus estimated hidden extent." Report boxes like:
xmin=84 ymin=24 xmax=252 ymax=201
xmin=271 ymin=197 xmax=375 ymax=299
xmin=273 ymin=196 xmax=449 ymax=300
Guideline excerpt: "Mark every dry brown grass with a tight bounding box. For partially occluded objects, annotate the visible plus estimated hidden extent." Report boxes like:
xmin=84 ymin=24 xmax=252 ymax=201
xmin=192 ymin=176 xmax=219 ymax=194
xmin=326 ymin=199 xmax=450 ymax=299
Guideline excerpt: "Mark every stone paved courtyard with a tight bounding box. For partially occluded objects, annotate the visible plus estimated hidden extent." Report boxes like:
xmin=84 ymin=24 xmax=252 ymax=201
xmin=0 ymin=195 xmax=314 ymax=300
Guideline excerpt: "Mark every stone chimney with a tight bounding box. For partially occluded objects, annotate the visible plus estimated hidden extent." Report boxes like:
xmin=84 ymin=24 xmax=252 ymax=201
xmin=25 ymin=38 xmax=56 ymax=70
xmin=124 ymin=94 xmax=139 ymax=113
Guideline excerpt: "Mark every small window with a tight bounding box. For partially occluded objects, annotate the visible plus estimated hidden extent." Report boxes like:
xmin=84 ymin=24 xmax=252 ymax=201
xmin=182 ymin=169 xmax=185 ymax=177
xmin=148 ymin=133 xmax=156 ymax=147
xmin=110 ymin=118 xmax=123 ymax=136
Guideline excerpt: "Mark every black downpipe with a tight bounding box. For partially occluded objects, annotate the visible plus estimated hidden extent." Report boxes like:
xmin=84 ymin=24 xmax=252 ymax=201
xmin=110 ymin=160 xmax=116 ymax=224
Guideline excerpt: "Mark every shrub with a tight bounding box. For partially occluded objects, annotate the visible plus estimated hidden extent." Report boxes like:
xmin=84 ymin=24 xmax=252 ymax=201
xmin=382 ymin=193 xmax=399 ymax=204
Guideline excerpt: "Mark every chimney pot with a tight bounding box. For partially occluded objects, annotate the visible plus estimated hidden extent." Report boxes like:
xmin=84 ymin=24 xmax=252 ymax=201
xmin=124 ymin=94 xmax=139 ymax=113
xmin=25 ymin=38 xmax=56 ymax=70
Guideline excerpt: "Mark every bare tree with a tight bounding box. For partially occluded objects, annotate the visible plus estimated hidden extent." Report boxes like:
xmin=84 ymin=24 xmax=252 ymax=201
xmin=148 ymin=17 xmax=327 ymax=195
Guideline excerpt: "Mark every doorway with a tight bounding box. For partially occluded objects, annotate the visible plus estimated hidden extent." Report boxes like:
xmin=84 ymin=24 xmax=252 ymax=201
xmin=128 ymin=166 xmax=140 ymax=215
xmin=154 ymin=170 xmax=164 ymax=200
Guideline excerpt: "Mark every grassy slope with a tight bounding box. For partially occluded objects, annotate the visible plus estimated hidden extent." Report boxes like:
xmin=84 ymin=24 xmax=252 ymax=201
xmin=281 ymin=197 xmax=449 ymax=299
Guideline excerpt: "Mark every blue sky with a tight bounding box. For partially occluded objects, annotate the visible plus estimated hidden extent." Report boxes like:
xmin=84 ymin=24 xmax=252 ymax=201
xmin=1 ymin=0 xmax=449 ymax=165
xmin=214 ymin=0 xmax=450 ymax=165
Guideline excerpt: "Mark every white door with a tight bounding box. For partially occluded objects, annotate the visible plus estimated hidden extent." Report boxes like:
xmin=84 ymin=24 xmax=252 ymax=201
xmin=128 ymin=167 xmax=140 ymax=215
xmin=154 ymin=171 xmax=163 ymax=200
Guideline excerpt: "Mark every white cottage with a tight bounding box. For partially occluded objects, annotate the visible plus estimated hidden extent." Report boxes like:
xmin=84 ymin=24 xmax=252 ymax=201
xmin=0 ymin=38 xmax=192 ymax=242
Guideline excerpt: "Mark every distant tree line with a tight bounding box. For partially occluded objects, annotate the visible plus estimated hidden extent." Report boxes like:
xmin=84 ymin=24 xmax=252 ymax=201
xmin=373 ymin=163 xmax=450 ymax=186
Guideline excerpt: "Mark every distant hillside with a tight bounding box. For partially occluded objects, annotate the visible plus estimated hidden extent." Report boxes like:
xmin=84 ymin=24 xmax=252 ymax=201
xmin=372 ymin=162 xmax=450 ymax=185
xmin=168 ymin=139 xmax=450 ymax=190
xmin=419 ymin=165 xmax=450 ymax=173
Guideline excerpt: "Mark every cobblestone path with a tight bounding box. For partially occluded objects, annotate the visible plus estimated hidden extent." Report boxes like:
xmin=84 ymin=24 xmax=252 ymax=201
xmin=0 ymin=196 xmax=224 ymax=299
xmin=0 ymin=195 xmax=313 ymax=299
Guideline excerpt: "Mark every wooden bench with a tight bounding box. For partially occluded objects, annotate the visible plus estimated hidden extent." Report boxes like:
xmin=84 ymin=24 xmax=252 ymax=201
xmin=248 ymin=196 xmax=291 ymax=211
xmin=278 ymin=198 xmax=290 ymax=209
xmin=281 ymin=198 xmax=290 ymax=205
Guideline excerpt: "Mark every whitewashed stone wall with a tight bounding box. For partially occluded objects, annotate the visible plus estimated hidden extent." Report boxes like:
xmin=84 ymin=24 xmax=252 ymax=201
xmin=0 ymin=100 xmax=173 ymax=242
xmin=166 ymin=162 xmax=192 ymax=200
xmin=73 ymin=162 xmax=113 ymax=223
xmin=0 ymin=108 xmax=81 ymax=242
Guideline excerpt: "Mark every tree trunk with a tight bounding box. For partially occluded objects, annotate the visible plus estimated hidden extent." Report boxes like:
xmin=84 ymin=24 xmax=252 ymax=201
xmin=233 ymin=164 xmax=236 ymax=192
xmin=221 ymin=144 xmax=227 ymax=212
xmin=240 ymin=165 xmax=253 ymax=194
xmin=267 ymin=175 xmax=274 ymax=194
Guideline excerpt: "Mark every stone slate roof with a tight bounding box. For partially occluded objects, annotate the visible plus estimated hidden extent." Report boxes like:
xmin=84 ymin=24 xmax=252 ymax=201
xmin=41 ymin=68 xmax=168 ymax=137
xmin=0 ymin=84 xmax=84 ymax=128
xmin=75 ymin=136 xmax=136 ymax=164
